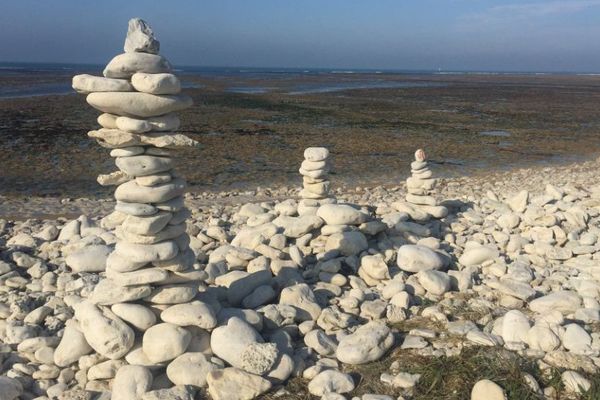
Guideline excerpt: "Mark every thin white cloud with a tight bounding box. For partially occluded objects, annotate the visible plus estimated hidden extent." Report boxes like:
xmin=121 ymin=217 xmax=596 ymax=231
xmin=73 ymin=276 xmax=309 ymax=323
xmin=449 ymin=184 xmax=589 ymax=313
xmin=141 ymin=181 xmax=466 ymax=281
xmin=460 ymin=0 xmax=600 ymax=27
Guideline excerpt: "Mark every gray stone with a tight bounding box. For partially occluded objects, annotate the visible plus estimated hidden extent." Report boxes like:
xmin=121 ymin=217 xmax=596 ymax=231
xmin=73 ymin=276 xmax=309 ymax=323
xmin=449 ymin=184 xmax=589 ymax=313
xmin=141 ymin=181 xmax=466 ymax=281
xmin=124 ymin=18 xmax=160 ymax=54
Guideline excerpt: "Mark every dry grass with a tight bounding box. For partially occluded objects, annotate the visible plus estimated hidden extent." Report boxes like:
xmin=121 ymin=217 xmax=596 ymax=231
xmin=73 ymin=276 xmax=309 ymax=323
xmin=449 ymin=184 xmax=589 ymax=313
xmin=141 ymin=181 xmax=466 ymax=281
xmin=259 ymin=346 xmax=600 ymax=399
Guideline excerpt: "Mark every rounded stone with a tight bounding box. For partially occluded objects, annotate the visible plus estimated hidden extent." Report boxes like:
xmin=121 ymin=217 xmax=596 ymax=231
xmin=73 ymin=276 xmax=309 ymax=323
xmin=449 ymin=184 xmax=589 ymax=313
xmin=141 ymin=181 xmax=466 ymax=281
xmin=112 ymin=365 xmax=153 ymax=400
xmin=397 ymin=244 xmax=445 ymax=272
xmin=336 ymin=321 xmax=394 ymax=364
xmin=160 ymin=301 xmax=217 ymax=329
xmin=304 ymin=147 xmax=329 ymax=162
xmin=131 ymin=72 xmax=181 ymax=94
xmin=317 ymin=204 xmax=368 ymax=226
xmin=142 ymin=323 xmax=191 ymax=363
xmin=210 ymin=317 xmax=263 ymax=370
xmin=53 ymin=321 xmax=93 ymax=367
xmin=166 ymin=352 xmax=218 ymax=387
xmin=111 ymin=303 xmax=157 ymax=331
xmin=459 ymin=246 xmax=499 ymax=267
xmin=74 ymin=301 xmax=135 ymax=360
xmin=471 ymin=379 xmax=507 ymax=400
xmin=308 ymin=369 xmax=355 ymax=396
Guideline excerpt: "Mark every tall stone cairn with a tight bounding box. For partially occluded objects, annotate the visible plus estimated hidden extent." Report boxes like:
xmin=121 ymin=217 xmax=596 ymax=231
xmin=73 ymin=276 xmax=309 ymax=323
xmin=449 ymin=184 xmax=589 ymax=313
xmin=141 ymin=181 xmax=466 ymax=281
xmin=298 ymin=147 xmax=335 ymax=215
xmin=70 ymin=18 xmax=206 ymax=382
xmin=403 ymin=148 xmax=448 ymax=219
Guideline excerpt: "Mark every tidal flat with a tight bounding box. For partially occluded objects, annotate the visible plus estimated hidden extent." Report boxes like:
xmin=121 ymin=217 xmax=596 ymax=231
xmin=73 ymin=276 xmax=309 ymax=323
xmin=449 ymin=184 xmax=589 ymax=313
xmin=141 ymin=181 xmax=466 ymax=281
xmin=1 ymin=71 xmax=600 ymax=199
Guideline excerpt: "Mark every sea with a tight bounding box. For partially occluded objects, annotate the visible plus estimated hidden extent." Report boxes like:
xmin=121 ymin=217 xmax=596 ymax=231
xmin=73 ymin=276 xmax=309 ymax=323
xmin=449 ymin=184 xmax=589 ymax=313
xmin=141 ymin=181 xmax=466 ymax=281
xmin=2 ymin=62 xmax=591 ymax=99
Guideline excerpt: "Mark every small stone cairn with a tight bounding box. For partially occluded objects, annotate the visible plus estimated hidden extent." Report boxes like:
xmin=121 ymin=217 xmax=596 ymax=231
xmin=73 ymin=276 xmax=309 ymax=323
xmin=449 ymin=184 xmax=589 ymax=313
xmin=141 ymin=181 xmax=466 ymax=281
xmin=298 ymin=147 xmax=335 ymax=215
xmin=69 ymin=18 xmax=207 ymax=386
xmin=395 ymin=149 xmax=447 ymax=221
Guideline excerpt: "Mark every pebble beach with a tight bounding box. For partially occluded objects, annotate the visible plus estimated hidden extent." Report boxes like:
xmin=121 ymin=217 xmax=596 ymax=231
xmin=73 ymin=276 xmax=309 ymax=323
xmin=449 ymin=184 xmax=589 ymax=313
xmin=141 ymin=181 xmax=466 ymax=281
xmin=4 ymin=17 xmax=600 ymax=400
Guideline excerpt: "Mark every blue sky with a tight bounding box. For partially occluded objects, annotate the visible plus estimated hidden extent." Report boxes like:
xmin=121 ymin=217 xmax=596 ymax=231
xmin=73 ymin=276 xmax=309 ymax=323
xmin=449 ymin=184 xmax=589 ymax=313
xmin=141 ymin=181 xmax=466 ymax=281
xmin=1 ymin=0 xmax=600 ymax=72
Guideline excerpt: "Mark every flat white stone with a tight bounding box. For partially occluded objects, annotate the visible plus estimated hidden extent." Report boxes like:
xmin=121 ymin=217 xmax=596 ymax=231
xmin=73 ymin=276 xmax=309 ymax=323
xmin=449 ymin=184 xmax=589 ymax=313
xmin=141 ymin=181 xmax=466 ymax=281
xmin=115 ymin=201 xmax=158 ymax=216
xmin=87 ymin=92 xmax=192 ymax=118
xmin=89 ymin=129 xmax=198 ymax=149
xmin=106 ymin=266 xmax=169 ymax=286
xmin=115 ymin=178 xmax=186 ymax=203
xmin=161 ymin=301 xmax=217 ymax=329
xmin=116 ymin=222 xmax=186 ymax=244
xmin=529 ymin=291 xmax=582 ymax=315
xmin=115 ymin=240 xmax=179 ymax=263
xmin=89 ymin=279 xmax=152 ymax=305
xmin=122 ymin=211 xmax=173 ymax=236
xmin=136 ymin=172 xmax=173 ymax=186
xmin=116 ymin=155 xmax=174 ymax=177
xmin=103 ymin=52 xmax=171 ymax=79
xmin=143 ymin=283 xmax=198 ymax=304
xmin=72 ymin=74 xmax=133 ymax=94
xmin=110 ymin=146 xmax=145 ymax=157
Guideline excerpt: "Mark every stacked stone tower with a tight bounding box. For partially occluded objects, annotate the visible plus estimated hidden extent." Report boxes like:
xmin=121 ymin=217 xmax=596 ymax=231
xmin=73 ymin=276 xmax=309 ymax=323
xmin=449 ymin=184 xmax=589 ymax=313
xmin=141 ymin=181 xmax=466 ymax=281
xmin=298 ymin=147 xmax=335 ymax=215
xmin=68 ymin=18 xmax=207 ymax=380
xmin=394 ymin=149 xmax=447 ymax=221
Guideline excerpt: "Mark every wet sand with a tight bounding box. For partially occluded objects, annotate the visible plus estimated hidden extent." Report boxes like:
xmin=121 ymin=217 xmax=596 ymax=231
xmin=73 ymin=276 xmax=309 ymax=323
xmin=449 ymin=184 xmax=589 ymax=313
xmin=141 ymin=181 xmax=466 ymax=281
xmin=1 ymin=72 xmax=600 ymax=200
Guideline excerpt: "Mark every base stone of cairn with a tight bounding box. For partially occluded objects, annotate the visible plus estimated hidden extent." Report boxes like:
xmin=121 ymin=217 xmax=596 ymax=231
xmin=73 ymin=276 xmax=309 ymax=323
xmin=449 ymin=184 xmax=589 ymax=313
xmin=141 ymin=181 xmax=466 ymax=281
xmin=394 ymin=149 xmax=448 ymax=222
xmin=67 ymin=18 xmax=209 ymax=393
xmin=298 ymin=147 xmax=336 ymax=215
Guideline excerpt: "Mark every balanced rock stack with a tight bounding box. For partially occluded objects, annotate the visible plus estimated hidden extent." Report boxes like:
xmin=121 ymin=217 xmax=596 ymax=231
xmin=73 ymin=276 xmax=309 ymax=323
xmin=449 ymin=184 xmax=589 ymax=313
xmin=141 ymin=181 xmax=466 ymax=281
xmin=298 ymin=147 xmax=335 ymax=215
xmin=395 ymin=149 xmax=448 ymax=221
xmin=68 ymin=18 xmax=209 ymax=391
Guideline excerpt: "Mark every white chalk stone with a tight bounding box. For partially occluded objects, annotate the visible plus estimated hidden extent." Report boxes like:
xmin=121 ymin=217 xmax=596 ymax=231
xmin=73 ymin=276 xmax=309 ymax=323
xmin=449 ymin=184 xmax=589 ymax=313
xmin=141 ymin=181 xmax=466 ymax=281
xmin=87 ymin=92 xmax=192 ymax=118
xmin=103 ymin=52 xmax=171 ymax=78
xmin=72 ymin=74 xmax=133 ymax=93
xmin=132 ymin=72 xmax=181 ymax=94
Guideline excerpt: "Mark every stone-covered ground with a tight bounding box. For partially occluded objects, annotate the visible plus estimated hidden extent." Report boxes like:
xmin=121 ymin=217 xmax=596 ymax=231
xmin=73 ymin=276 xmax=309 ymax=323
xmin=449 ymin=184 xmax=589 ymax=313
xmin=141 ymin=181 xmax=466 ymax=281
xmin=2 ymin=157 xmax=600 ymax=399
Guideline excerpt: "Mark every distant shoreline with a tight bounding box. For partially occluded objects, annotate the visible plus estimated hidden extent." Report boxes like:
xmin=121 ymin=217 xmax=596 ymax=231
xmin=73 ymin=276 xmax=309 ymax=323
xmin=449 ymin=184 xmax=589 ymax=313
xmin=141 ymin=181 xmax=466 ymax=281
xmin=2 ymin=61 xmax=600 ymax=76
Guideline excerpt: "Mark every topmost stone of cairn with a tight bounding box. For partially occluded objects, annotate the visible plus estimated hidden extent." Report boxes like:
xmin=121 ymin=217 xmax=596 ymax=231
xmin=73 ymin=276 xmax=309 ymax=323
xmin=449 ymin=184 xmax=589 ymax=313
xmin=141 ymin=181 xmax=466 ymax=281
xmin=124 ymin=18 xmax=160 ymax=54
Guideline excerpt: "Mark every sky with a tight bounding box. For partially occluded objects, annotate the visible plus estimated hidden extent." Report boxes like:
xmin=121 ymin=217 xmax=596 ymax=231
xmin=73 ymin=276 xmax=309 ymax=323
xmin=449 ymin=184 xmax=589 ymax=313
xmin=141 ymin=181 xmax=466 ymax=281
xmin=1 ymin=0 xmax=600 ymax=72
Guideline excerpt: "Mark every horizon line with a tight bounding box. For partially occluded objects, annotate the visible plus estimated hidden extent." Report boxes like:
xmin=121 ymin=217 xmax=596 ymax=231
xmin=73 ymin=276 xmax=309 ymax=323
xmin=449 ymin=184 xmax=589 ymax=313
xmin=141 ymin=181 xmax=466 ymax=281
xmin=1 ymin=60 xmax=600 ymax=76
